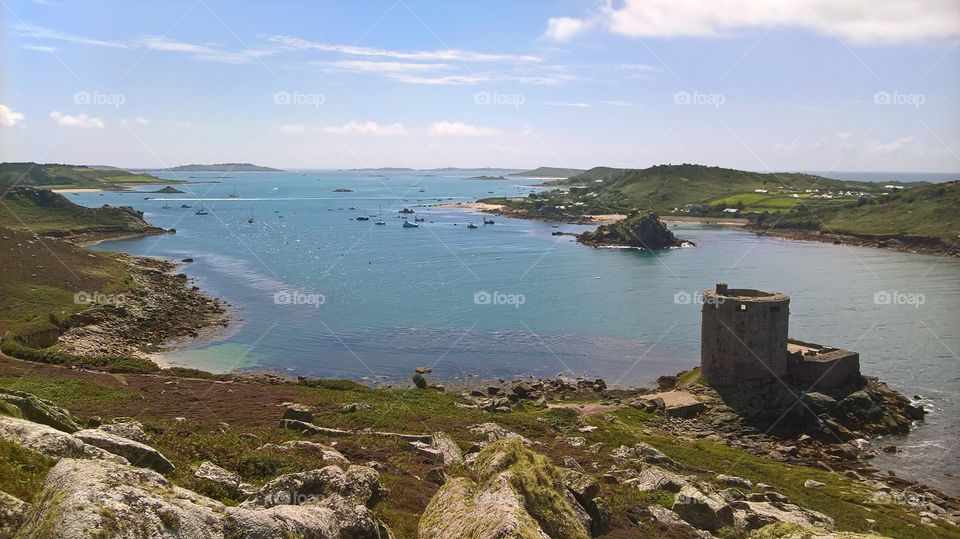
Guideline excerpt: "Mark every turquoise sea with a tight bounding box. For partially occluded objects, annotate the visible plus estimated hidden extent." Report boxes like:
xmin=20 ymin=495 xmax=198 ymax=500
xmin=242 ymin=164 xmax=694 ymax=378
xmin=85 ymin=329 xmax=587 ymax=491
xmin=75 ymin=170 xmax=960 ymax=493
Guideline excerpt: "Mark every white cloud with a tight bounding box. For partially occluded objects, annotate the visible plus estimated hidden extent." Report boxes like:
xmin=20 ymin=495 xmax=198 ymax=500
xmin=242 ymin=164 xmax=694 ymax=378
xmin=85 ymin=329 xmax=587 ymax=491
xmin=544 ymin=101 xmax=592 ymax=108
xmin=280 ymin=121 xmax=406 ymax=136
xmin=544 ymin=17 xmax=589 ymax=41
xmin=49 ymin=111 xmax=104 ymax=128
xmin=0 ymin=105 xmax=25 ymax=127
xmin=22 ymin=44 xmax=57 ymax=52
xmin=428 ymin=121 xmax=500 ymax=136
xmin=16 ymin=23 xmax=128 ymax=48
xmin=547 ymin=0 xmax=960 ymax=44
xmin=121 ymin=116 xmax=149 ymax=126
xmin=269 ymin=36 xmax=540 ymax=62
xmin=136 ymin=36 xmax=271 ymax=64
xmin=327 ymin=60 xmax=452 ymax=73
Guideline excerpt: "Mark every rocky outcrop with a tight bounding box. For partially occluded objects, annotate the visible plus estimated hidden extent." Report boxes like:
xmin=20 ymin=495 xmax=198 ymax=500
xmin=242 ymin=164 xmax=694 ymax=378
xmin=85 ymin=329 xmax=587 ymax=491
xmin=430 ymin=431 xmax=464 ymax=466
xmin=0 ymin=491 xmax=29 ymax=539
xmin=97 ymin=419 xmax=150 ymax=444
xmin=194 ymin=461 xmax=256 ymax=499
xmin=732 ymin=500 xmax=834 ymax=531
xmin=672 ymin=485 xmax=734 ymax=532
xmin=419 ymin=438 xmax=594 ymax=539
xmin=0 ymin=415 xmax=127 ymax=464
xmin=577 ymin=212 xmax=685 ymax=249
xmin=257 ymin=440 xmax=350 ymax=465
xmin=73 ymin=428 xmax=175 ymax=474
xmin=0 ymin=390 xmax=81 ymax=433
xmin=16 ymin=458 xmax=393 ymax=539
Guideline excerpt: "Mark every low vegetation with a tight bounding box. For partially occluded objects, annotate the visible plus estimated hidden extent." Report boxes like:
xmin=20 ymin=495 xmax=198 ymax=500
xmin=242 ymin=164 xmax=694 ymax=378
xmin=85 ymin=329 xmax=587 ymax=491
xmin=0 ymin=162 xmax=173 ymax=189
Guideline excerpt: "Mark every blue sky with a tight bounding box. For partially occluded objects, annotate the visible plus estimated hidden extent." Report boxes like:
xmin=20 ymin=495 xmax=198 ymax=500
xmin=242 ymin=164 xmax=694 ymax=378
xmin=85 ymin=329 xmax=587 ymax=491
xmin=1 ymin=0 xmax=959 ymax=172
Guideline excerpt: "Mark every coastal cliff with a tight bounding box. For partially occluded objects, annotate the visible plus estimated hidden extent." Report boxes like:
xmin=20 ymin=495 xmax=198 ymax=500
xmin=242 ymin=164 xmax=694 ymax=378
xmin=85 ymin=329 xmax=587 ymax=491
xmin=577 ymin=212 xmax=687 ymax=249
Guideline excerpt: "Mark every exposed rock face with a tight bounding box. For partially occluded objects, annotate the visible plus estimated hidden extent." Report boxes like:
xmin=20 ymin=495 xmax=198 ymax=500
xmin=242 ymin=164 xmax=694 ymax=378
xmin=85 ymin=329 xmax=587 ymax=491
xmin=17 ymin=458 xmax=393 ymax=539
xmin=0 ymin=390 xmax=81 ymax=433
xmin=627 ymin=465 xmax=690 ymax=492
xmin=97 ymin=419 xmax=150 ymax=444
xmin=257 ymin=440 xmax=350 ymax=465
xmin=672 ymin=485 xmax=734 ymax=532
xmin=73 ymin=428 xmax=175 ymax=474
xmin=0 ymin=491 xmax=29 ymax=539
xmin=194 ymin=461 xmax=256 ymax=499
xmin=430 ymin=431 xmax=464 ymax=466
xmin=280 ymin=403 xmax=315 ymax=423
xmin=469 ymin=422 xmax=530 ymax=444
xmin=732 ymin=500 xmax=835 ymax=531
xmin=577 ymin=213 xmax=684 ymax=249
xmin=419 ymin=438 xmax=592 ymax=539
xmin=0 ymin=415 xmax=127 ymax=464
xmin=611 ymin=442 xmax=677 ymax=468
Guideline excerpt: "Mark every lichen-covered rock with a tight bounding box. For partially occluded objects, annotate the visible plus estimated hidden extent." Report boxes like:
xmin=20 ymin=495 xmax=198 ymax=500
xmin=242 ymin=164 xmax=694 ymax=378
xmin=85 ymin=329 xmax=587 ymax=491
xmin=611 ymin=442 xmax=677 ymax=468
xmin=561 ymin=468 xmax=610 ymax=536
xmin=73 ymin=428 xmax=174 ymax=474
xmin=194 ymin=461 xmax=256 ymax=499
xmin=419 ymin=438 xmax=590 ymax=539
xmin=430 ymin=431 xmax=464 ymax=466
xmin=645 ymin=505 xmax=713 ymax=539
xmin=469 ymin=422 xmax=530 ymax=445
xmin=672 ymin=485 xmax=734 ymax=531
xmin=280 ymin=403 xmax=314 ymax=423
xmin=0 ymin=390 xmax=81 ymax=433
xmin=97 ymin=419 xmax=150 ymax=444
xmin=15 ymin=458 xmax=224 ymax=538
xmin=17 ymin=458 xmax=394 ymax=539
xmin=256 ymin=440 xmax=350 ymax=465
xmin=0 ymin=490 xmax=29 ymax=539
xmin=0 ymin=415 xmax=127 ymax=464
xmin=627 ymin=465 xmax=690 ymax=492
xmin=733 ymin=501 xmax=835 ymax=532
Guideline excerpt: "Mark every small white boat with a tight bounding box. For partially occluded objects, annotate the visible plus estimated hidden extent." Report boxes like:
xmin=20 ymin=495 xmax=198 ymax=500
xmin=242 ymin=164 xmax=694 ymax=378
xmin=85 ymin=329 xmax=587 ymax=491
xmin=402 ymin=219 xmax=420 ymax=228
xmin=356 ymin=215 xmax=370 ymax=221
xmin=466 ymin=223 xmax=479 ymax=229
xmin=374 ymin=205 xmax=386 ymax=225
xmin=195 ymin=200 xmax=209 ymax=215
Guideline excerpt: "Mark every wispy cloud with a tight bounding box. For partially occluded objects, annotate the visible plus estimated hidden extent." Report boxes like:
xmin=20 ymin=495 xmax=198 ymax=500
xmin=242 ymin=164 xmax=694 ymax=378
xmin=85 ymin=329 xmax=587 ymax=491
xmin=325 ymin=60 xmax=452 ymax=73
xmin=544 ymin=101 xmax=592 ymax=108
xmin=280 ymin=121 xmax=407 ymax=136
xmin=22 ymin=44 xmax=57 ymax=52
xmin=50 ymin=111 xmax=104 ymax=128
xmin=269 ymin=36 xmax=540 ymax=63
xmin=428 ymin=121 xmax=500 ymax=136
xmin=135 ymin=36 xmax=272 ymax=64
xmin=600 ymin=100 xmax=644 ymax=107
xmin=16 ymin=23 xmax=128 ymax=49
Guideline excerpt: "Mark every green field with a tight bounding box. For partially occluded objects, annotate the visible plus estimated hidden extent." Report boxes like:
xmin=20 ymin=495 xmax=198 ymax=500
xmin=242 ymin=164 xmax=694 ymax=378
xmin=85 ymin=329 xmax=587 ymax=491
xmin=0 ymin=162 xmax=175 ymax=189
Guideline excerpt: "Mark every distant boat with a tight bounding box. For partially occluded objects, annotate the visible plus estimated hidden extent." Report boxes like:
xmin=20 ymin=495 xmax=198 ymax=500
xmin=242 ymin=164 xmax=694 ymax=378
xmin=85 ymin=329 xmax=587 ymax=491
xmin=181 ymin=204 xmax=192 ymax=209
xmin=418 ymin=188 xmax=425 ymax=192
xmin=161 ymin=203 xmax=171 ymax=209
xmin=229 ymin=187 xmax=238 ymax=198
xmin=195 ymin=200 xmax=209 ymax=215
xmin=247 ymin=206 xmax=255 ymax=223
xmin=414 ymin=216 xmax=425 ymax=222
xmin=374 ymin=205 xmax=386 ymax=225
xmin=402 ymin=219 xmax=420 ymax=228
xmin=356 ymin=215 xmax=370 ymax=221
xmin=467 ymin=223 xmax=479 ymax=229
xmin=483 ymin=218 xmax=495 ymax=225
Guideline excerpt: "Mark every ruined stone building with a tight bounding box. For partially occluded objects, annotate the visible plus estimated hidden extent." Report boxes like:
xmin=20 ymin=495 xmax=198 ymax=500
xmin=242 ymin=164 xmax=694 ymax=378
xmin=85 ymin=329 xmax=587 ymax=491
xmin=700 ymin=283 xmax=861 ymax=389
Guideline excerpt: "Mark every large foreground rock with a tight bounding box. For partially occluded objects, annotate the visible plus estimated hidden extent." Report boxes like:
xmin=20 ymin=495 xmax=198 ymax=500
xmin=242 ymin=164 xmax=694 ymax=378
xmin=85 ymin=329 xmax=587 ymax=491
xmin=16 ymin=458 xmax=393 ymax=538
xmin=0 ymin=390 xmax=81 ymax=433
xmin=672 ymin=485 xmax=734 ymax=532
xmin=73 ymin=428 xmax=175 ymax=474
xmin=419 ymin=438 xmax=593 ymax=539
xmin=0 ymin=415 xmax=127 ymax=464
xmin=194 ymin=461 xmax=256 ymax=499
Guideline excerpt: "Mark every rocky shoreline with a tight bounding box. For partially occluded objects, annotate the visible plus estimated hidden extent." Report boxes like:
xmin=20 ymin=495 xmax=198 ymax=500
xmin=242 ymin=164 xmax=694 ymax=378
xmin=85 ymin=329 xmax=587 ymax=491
xmin=55 ymin=254 xmax=230 ymax=363
xmin=746 ymin=226 xmax=959 ymax=257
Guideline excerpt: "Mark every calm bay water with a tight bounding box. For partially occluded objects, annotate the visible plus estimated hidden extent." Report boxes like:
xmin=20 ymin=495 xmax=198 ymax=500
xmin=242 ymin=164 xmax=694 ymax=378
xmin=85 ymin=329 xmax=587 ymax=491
xmin=78 ymin=170 xmax=960 ymax=493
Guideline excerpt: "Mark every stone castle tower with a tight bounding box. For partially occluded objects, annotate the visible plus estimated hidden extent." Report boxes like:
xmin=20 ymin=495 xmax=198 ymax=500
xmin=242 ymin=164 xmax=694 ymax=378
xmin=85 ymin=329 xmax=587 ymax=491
xmin=700 ymin=283 xmax=791 ymax=386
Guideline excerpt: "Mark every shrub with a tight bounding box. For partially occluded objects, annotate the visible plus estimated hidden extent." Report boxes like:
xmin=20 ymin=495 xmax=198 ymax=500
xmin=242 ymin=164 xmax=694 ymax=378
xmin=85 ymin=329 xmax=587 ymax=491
xmin=411 ymin=373 xmax=427 ymax=390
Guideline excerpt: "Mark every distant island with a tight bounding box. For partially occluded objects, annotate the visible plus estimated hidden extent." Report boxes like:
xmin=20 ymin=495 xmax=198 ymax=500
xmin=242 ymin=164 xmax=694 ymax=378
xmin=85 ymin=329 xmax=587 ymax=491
xmin=470 ymin=175 xmax=508 ymax=180
xmin=157 ymin=163 xmax=282 ymax=172
xmin=509 ymin=166 xmax=586 ymax=179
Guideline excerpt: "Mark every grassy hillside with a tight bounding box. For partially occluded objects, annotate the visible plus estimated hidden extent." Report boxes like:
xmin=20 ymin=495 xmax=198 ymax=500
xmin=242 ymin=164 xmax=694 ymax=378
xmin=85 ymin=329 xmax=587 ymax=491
xmin=0 ymin=186 xmax=163 ymax=236
xmin=159 ymin=163 xmax=281 ymax=172
xmin=759 ymin=181 xmax=960 ymax=241
xmin=0 ymin=162 xmax=173 ymax=189
xmin=0 ymin=227 xmax=128 ymax=337
xmin=509 ymin=166 xmax=586 ymax=178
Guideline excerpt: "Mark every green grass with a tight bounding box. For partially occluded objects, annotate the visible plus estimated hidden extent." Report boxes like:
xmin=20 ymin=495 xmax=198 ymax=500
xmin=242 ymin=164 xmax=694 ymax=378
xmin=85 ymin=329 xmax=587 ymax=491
xmin=0 ymin=439 xmax=56 ymax=502
xmin=0 ymin=162 xmax=176 ymax=190
xmin=0 ymin=376 xmax=135 ymax=410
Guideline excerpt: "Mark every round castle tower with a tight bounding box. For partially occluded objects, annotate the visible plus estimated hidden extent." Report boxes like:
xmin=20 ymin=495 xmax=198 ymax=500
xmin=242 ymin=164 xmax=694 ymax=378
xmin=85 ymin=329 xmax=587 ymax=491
xmin=700 ymin=283 xmax=790 ymax=386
